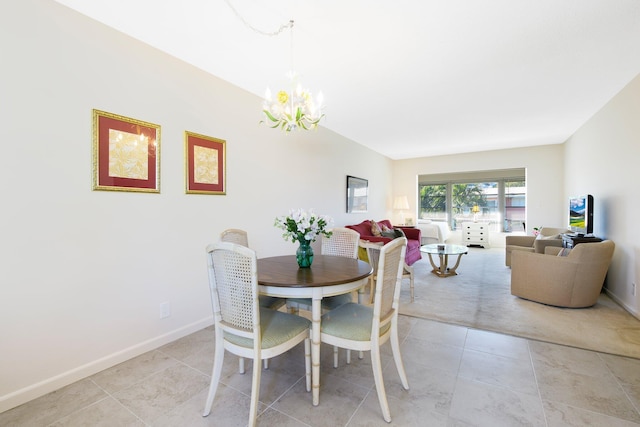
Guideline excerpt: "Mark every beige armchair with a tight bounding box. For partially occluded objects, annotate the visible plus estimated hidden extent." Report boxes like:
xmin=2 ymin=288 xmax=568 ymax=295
xmin=505 ymin=227 xmax=570 ymax=266
xmin=511 ymin=240 xmax=615 ymax=308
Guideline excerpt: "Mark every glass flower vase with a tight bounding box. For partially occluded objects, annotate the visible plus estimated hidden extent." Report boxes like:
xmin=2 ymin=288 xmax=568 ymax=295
xmin=296 ymin=239 xmax=314 ymax=268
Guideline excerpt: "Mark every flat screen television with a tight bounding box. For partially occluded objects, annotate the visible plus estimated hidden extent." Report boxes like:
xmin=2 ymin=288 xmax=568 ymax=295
xmin=569 ymin=194 xmax=594 ymax=235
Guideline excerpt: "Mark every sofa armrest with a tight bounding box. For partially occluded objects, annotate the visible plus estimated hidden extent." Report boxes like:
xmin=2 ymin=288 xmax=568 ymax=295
xmin=397 ymin=226 xmax=421 ymax=242
xmin=533 ymin=238 xmax=563 ymax=253
xmin=544 ymin=246 xmax=564 ymax=256
xmin=505 ymin=235 xmax=536 ymax=247
xmin=511 ymin=251 xmax=580 ymax=306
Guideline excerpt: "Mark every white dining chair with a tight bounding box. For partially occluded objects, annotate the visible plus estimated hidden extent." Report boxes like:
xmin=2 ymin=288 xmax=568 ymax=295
xmin=203 ymin=242 xmax=311 ymax=427
xmin=360 ymin=239 xmax=415 ymax=303
xmin=286 ymin=227 xmax=361 ymax=314
xmin=286 ymin=227 xmax=362 ymax=367
xmin=220 ymin=228 xmax=286 ymax=310
xmin=320 ymin=237 xmax=410 ymax=423
xmin=220 ymin=228 xmax=286 ymax=371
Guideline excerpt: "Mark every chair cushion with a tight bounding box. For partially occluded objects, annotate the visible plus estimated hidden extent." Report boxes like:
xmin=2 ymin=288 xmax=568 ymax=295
xmin=321 ymin=303 xmax=391 ymax=341
xmin=259 ymin=295 xmax=285 ymax=309
xmin=288 ymin=293 xmax=352 ymax=311
xmin=224 ymin=307 xmax=310 ymax=349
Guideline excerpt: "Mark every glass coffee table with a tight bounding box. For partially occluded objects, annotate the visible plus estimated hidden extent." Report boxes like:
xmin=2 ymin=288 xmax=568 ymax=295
xmin=420 ymin=244 xmax=469 ymax=278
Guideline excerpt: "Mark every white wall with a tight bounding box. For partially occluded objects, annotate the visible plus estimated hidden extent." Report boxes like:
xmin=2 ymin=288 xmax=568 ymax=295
xmin=564 ymin=73 xmax=640 ymax=317
xmin=0 ymin=0 xmax=392 ymax=411
xmin=392 ymin=144 xmax=566 ymax=230
xmin=3 ymin=0 xmax=639 ymax=413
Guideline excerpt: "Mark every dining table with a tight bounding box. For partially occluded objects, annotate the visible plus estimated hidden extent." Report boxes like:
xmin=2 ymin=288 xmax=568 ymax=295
xmin=257 ymin=254 xmax=372 ymax=406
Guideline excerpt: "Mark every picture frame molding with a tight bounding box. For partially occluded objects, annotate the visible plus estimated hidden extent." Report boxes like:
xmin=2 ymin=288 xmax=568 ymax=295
xmin=346 ymin=175 xmax=368 ymax=213
xmin=92 ymin=109 xmax=161 ymax=193
xmin=185 ymin=131 xmax=226 ymax=195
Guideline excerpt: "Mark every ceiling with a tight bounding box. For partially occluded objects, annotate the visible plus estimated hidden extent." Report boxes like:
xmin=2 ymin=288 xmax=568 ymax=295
xmin=53 ymin=0 xmax=640 ymax=160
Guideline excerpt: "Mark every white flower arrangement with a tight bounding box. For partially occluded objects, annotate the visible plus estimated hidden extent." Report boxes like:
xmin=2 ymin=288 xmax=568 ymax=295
xmin=274 ymin=208 xmax=333 ymax=243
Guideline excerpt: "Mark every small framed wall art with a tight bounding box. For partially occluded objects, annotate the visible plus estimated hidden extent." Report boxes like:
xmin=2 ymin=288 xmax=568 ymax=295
xmin=92 ymin=109 xmax=161 ymax=193
xmin=185 ymin=131 xmax=226 ymax=195
xmin=346 ymin=175 xmax=368 ymax=213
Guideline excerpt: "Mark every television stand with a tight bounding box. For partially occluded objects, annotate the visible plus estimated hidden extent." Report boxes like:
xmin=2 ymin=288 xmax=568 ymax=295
xmin=561 ymin=233 xmax=602 ymax=249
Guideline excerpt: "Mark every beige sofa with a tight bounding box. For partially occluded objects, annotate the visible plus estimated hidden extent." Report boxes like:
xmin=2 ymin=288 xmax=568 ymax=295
xmin=504 ymin=227 xmax=570 ymax=267
xmin=510 ymin=240 xmax=615 ymax=308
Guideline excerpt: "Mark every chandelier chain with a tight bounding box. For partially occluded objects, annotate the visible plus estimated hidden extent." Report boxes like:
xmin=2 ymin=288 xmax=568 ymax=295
xmin=224 ymin=0 xmax=293 ymax=36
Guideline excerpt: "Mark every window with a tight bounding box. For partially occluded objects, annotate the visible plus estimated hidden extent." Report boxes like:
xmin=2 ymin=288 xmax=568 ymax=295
xmin=418 ymin=169 xmax=525 ymax=232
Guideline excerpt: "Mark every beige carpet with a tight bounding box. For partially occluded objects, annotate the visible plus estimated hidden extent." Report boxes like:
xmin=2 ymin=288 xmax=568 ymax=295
xmin=398 ymin=247 xmax=640 ymax=359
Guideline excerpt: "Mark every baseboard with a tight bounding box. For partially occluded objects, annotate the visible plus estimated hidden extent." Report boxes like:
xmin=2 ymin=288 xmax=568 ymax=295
xmin=604 ymin=288 xmax=640 ymax=321
xmin=0 ymin=316 xmax=213 ymax=414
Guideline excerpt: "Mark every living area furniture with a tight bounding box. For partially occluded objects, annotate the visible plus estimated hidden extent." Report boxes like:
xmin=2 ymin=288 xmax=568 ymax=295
xmin=256 ymin=254 xmax=372 ymax=406
xmin=510 ymin=240 xmax=615 ymax=308
xmin=204 ymin=242 xmax=311 ymax=427
xmin=345 ymin=219 xmax=422 ymax=266
xmin=320 ymin=237 xmax=409 ymax=422
xmin=416 ymin=220 xmax=451 ymax=244
xmin=461 ymin=222 xmax=490 ymax=248
xmin=561 ymin=233 xmax=603 ymax=249
xmin=420 ymin=244 xmax=469 ymax=277
xmin=504 ymin=226 xmax=570 ymax=267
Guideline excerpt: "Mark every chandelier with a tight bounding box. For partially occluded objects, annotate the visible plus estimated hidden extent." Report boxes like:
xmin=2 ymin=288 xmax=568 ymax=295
xmin=224 ymin=2 xmax=324 ymax=132
xmin=261 ymin=21 xmax=324 ymax=132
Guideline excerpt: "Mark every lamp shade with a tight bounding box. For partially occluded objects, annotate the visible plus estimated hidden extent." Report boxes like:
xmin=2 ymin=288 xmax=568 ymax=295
xmin=393 ymin=196 xmax=410 ymax=210
xmin=472 ymin=205 xmax=480 ymax=213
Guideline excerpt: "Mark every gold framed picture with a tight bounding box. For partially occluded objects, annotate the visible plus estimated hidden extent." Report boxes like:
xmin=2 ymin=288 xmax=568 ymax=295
xmin=185 ymin=131 xmax=226 ymax=195
xmin=92 ymin=109 xmax=160 ymax=193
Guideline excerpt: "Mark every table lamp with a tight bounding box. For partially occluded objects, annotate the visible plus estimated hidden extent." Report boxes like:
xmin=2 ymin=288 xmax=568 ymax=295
xmin=393 ymin=195 xmax=410 ymax=225
xmin=472 ymin=205 xmax=480 ymax=222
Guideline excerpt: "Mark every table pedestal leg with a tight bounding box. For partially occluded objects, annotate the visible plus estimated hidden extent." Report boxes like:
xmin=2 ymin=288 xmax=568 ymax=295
xmin=427 ymin=253 xmax=466 ymax=277
xmin=447 ymin=253 xmax=465 ymax=275
xmin=311 ymin=289 xmax=321 ymax=406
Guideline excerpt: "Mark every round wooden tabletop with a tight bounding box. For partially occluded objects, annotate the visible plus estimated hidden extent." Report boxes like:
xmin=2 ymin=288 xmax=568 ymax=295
xmin=257 ymin=255 xmax=372 ymax=287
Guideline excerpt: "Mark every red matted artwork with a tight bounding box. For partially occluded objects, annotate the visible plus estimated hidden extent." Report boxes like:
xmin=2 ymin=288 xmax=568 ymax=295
xmin=185 ymin=131 xmax=226 ymax=195
xmin=92 ymin=109 xmax=160 ymax=193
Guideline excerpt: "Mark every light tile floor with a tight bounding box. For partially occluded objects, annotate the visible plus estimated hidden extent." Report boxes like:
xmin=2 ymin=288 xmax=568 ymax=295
xmin=2 ymin=316 xmax=640 ymax=426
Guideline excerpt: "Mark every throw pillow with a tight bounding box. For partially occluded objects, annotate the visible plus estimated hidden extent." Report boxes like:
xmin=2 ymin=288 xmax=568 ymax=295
xmin=370 ymin=220 xmax=382 ymax=236
xmin=380 ymin=223 xmax=392 ymax=233
xmin=381 ymin=227 xmax=406 ymax=239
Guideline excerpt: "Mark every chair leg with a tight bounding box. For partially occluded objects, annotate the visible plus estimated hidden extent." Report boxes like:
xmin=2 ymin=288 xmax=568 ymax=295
xmin=333 ymin=346 xmax=339 ymax=368
xmin=263 ymin=359 xmax=269 ymax=369
xmin=305 ymin=337 xmax=311 ymax=392
xmin=239 ymin=357 xmax=245 ymax=374
xmin=404 ymin=263 xmax=415 ymax=303
xmin=346 ymin=349 xmax=351 ymax=364
xmin=371 ymin=346 xmax=391 ymax=422
xmin=390 ymin=320 xmax=410 ymax=390
xmin=203 ymin=336 xmax=225 ymax=417
xmin=247 ymin=354 xmax=262 ymax=427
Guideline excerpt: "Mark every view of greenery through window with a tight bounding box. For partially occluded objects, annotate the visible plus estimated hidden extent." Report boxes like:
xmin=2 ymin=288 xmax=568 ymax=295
xmin=419 ymin=178 xmax=526 ymax=232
